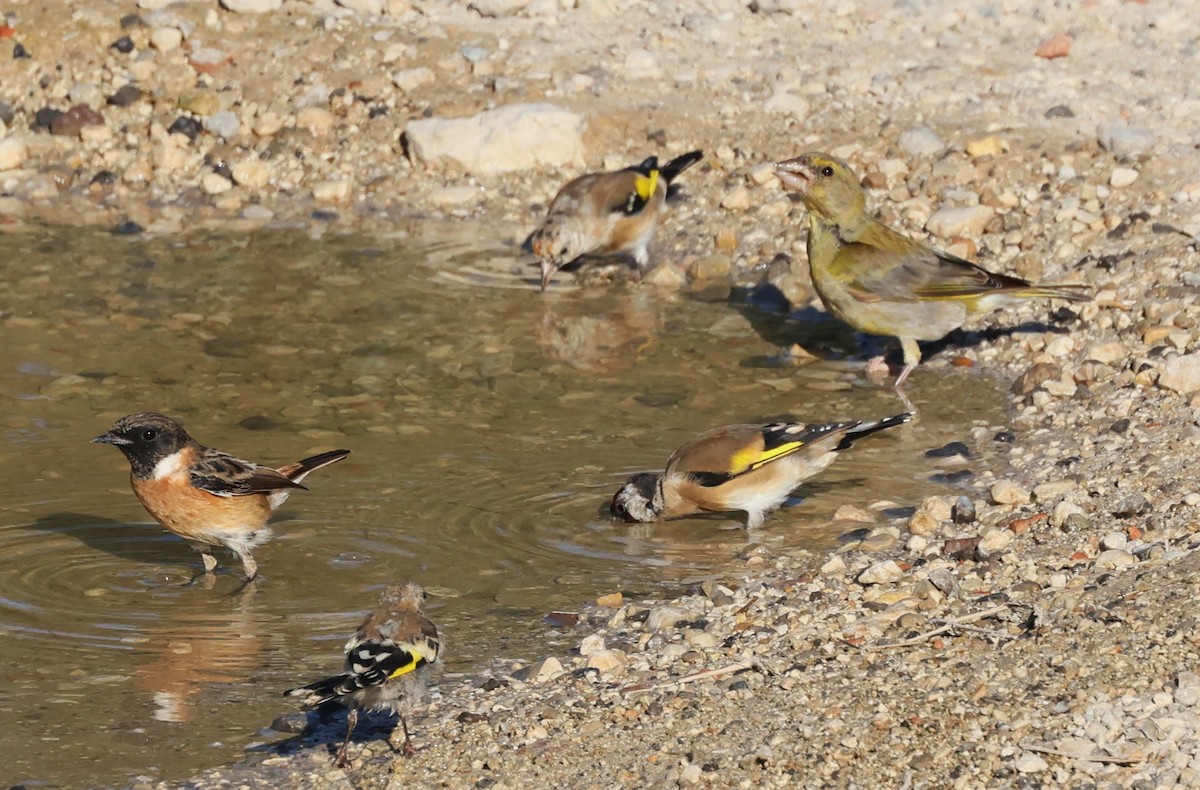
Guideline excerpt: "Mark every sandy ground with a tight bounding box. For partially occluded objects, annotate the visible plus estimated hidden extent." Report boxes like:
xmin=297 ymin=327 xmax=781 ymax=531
xmin=4 ymin=0 xmax=1200 ymax=787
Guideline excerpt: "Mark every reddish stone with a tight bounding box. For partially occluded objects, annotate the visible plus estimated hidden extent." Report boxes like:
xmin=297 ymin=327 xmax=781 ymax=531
xmin=1036 ymin=33 xmax=1072 ymax=59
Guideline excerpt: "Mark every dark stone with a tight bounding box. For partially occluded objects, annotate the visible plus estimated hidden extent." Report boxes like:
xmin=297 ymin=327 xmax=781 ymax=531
xmin=110 ymin=36 xmax=135 ymax=53
xmin=237 ymin=415 xmax=278 ymax=431
xmin=368 ymin=105 xmax=388 ymax=119
xmin=925 ymin=441 xmax=972 ymax=459
xmin=951 ymin=495 xmax=976 ymax=524
xmin=120 ymin=13 xmax=143 ymax=27
xmin=1110 ymin=418 xmax=1130 ymax=433
xmin=1049 ymin=306 xmax=1079 ymax=323
xmin=13 ymin=42 xmax=30 ymax=59
xmin=1045 ymin=104 xmax=1075 ymax=118
xmin=167 ymin=115 xmax=202 ymax=140
xmin=477 ymin=677 xmax=507 ymax=692
xmin=110 ymin=220 xmax=144 ymax=235
xmin=0 ymin=100 xmax=13 ymax=126
xmin=50 ymin=104 xmax=104 ymax=136
xmin=90 ymin=170 xmax=117 ymax=186
xmin=929 ymin=469 xmax=973 ymax=484
xmin=33 ymin=107 xmax=63 ymax=131
xmin=994 ymin=430 xmax=1015 ymax=443
xmin=311 ymin=209 xmax=339 ymax=222
xmin=107 ymin=84 xmax=142 ymax=107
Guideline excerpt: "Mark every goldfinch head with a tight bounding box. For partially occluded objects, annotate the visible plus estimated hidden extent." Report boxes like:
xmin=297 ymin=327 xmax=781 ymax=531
xmin=379 ymin=581 xmax=426 ymax=611
xmin=611 ymin=472 xmax=663 ymax=523
xmin=774 ymin=153 xmax=865 ymax=225
xmin=530 ymin=219 xmax=587 ymax=290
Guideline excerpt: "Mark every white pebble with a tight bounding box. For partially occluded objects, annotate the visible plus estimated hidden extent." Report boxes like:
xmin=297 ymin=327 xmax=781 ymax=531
xmin=1109 ymin=167 xmax=1139 ymax=188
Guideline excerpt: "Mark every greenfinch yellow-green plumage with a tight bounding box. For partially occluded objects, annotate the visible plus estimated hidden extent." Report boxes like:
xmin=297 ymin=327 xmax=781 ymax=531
xmin=774 ymin=153 xmax=1091 ymax=387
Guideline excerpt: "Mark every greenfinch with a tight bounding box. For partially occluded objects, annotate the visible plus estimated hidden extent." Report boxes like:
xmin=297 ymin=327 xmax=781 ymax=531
xmin=774 ymin=153 xmax=1091 ymax=387
xmin=285 ymin=582 xmax=442 ymax=767
xmin=530 ymin=150 xmax=703 ymax=290
xmin=611 ymin=413 xmax=912 ymax=528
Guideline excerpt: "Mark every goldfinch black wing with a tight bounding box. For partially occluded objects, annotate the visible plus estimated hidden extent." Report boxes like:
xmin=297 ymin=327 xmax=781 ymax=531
xmin=618 ymin=158 xmax=661 ymax=216
xmin=189 ymin=449 xmax=307 ymax=497
xmin=669 ymin=422 xmax=858 ymax=488
xmin=344 ymin=634 xmax=439 ymax=686
xmin=283 ymin=633 xmax=441 ymax=709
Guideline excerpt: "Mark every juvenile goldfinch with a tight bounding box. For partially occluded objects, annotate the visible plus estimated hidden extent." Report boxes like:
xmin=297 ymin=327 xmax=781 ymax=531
xmin=285 ymin=582 xmax=442 ymax=768
xmin=612 ymin=413 xmax=912 ymax=528
xmin=92 ymin=413 xmax=349 ymax=581
xmin=530 ymin=150 xmax=704 ymax=290
xmin=774 ymin=153 xmax=1091 ymax=387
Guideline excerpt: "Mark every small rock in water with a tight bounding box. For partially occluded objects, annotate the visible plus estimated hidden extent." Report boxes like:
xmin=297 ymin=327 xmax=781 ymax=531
xmin=110 ymin=220 xmax=144 ymax=235
xmin=270 ymin=714 xmax=308 ymax=734
xmin=595 ymin=592 xmax=623 ymax=608
xmin=925 ymin=441 xmax=972 ymax=459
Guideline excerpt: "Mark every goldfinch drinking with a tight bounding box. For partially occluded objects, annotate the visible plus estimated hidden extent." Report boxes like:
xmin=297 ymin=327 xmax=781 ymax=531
xmin=773 ymin=153 xmax=1091 ymax=388
xmin=612 ymin=413 xmax=913 ymax=528
xmin=285 ymin=582 xmax=442 ymax=768
xmin=530 ymin=150 xmax=703 ymax=290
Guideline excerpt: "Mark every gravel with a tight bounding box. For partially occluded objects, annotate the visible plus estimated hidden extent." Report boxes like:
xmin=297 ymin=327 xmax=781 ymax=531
xmin=3 ymin=0 xmax=1199 ymax=787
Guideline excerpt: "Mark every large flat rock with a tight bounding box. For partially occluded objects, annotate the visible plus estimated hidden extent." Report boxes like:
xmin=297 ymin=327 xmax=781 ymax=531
xmin=405 ymin=103 xmax=586 ymax=174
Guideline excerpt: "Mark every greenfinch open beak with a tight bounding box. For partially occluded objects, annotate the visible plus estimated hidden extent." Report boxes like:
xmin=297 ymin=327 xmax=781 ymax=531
xmin=773 ymin=158 xmax=813 ymax=194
